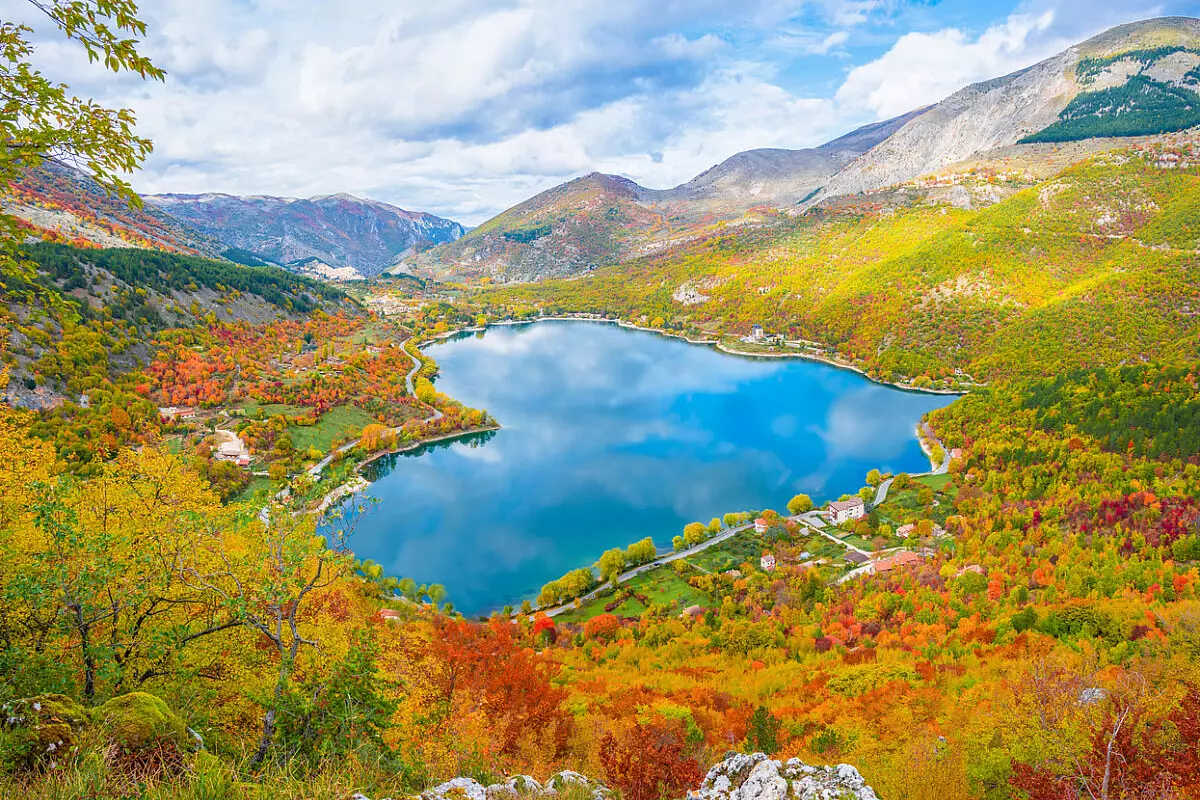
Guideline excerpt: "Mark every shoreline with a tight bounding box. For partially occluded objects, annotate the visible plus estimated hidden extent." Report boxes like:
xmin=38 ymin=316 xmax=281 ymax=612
xmin=354 ymin=424 xmax=502 ymax=473
xmin=435 ymin=315 xmax=973 ymax=398
xmin=404 ymin=316 xmax=961 ymax=617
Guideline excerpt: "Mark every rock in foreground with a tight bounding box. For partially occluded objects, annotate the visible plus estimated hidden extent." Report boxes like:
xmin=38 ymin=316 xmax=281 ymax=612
xmin=689 ymin=753 xmax=879 ymax=800
xmin=412 ymin=770 xmax=612 ymax=800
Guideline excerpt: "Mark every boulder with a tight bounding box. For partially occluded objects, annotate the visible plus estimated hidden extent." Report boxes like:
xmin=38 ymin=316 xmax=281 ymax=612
xmin=95 ymin=692 xmax=192 ymax=752
xmin=415 ymin=772 xmax=612 ymax=800
xmin=689 ymin=753 xmax=879 ymax=800
xmin=0 ymin=693 xmax=89 ymax=769
xmin=420 ymin=777 xmax=488 ymax=800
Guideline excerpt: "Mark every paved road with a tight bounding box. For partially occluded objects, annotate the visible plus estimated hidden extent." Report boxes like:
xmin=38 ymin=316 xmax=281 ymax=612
xmin=306 ymin=338 xmax=444 ymax=479
xmin=872 ymin=478 xmax=894 ymax=508
xmin=542 ymin=522 xmax=751 ymax=618
xmin=791 ymin=512 xmax=871 ymax=556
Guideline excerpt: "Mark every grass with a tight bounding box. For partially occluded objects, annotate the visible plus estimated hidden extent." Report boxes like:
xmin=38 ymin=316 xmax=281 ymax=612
xmin=842 ymin=534 xmax=878 ymax=552
xmin=288 ymin=405 xmax=377 ymax=455
xmin=239 ymin=400 xmax=309 ymax=420
xmin=916 ymin=473 xmax=953 ymax=491
xmin=688 ymin=531 xmax=763 ymax=573
xmin=231 ymin=476 xmax=274 ymax=505
xmin=557 ymin=569 xmax=710 ymax=624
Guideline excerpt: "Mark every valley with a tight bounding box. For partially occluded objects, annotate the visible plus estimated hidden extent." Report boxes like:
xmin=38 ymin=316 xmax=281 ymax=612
xmin=4 ymin=9 xmax=1200 ymax=800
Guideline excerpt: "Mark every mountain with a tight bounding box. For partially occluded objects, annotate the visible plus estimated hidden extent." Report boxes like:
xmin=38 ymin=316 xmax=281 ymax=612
xmin=421 ymin=17 xmax=1200 ymax=283
xmin=661 ymin=106 xmax=929 ymax=209
xmin=146 ymin=192 xmax=466 ymax=278
xmin=811 ymin=16 xmax=1200 ymax=202
xmin=2 ymin=161 xmax=225 ymax=258
xmin=415 ymin=109 xmax=927 ymax=282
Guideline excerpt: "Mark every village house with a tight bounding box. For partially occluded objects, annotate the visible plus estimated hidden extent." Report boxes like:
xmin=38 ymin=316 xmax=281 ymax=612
xmin=828 ymin=497 xmax=866 ymax=525
xmin=681 ymin=604 xmax=707 ymax=621
xmin=214 ymin=434 xmax=252 ymax=467
xmin=158 ymin=406 xmax=197 ymax=422
xmin=896 ymin=523 xmax=916 ymax=538
xmin=843 ymin=551 xmax=870 ymax=566
xmin=956 ymin=564 xmax=985 ymax=577
xmin=760 ymin=553 xmax=776 ymax=572
xmin=750 ymin=324 xmax=765 ymax=341
xmin=754 ymin=517 xmax=771 ymax=534
xmin=869 ymin=551 xmax=924 ymax=575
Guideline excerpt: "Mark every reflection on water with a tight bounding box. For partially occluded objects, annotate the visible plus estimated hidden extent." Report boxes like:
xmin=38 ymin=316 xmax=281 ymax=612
xmin=343 ymin=321 xmax=955 ymax=615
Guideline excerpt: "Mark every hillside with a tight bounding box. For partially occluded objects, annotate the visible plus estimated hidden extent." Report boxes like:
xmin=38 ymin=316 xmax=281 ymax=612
xmin=812 ymin=16 xmax=1200 ymax=202
xmin=1 ymin=242 xmax=347 ymax=413
xmin=419 ymin=18 xmax=1200 ymax=284
xmin=415 ymin=111 xmax=927 ymax=282
xmin=481 ymin=134 xmax=1200 ymax=386
xmin=2 ymin=161 xmax=225 ymax=257
xmin=147 ymin=192 xmax=466 ymax=278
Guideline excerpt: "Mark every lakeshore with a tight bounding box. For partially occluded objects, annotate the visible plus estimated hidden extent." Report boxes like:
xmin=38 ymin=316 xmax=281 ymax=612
xmin=333 ymin=319 xmax=955 ymax=615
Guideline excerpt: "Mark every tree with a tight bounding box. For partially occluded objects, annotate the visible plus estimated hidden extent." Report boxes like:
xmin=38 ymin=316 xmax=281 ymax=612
xmin=745 ymin=705 xmax=782 ymax=754
xmin=427 ymin=583 xmax=448 ymax=607
xmin=787 ymin=494 xmax=814 ymax=515
xmin=178 ymin=486 xmax=355 ymax=765
xmin=708 ymin=517 xmax=723 ymax=534
xmin=0 ymin=0 xmax=164 ymax=267
xmin=866 ymin=469 xmax=883 ymax=487
xmin=626 ymin=537 xmax=656 ymax=565
xmin=584 ymin=613 xmax=621 ymax=641
xmin=672 ymin=535 xmax=686 ymax=552
xmin=683 ymin=521 xmax=708 ymax=546
xmin=1010 ymin=659 xmax=1174 ymax=800
xmin=597 ymin=547 xmax=628 ymax=586
xmin=600 ymin=722 xmax=705 ymax=800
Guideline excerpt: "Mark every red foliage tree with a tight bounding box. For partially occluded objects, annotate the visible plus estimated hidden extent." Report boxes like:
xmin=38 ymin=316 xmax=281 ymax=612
xmin=599 ymin=722 xmax=705 ymax=800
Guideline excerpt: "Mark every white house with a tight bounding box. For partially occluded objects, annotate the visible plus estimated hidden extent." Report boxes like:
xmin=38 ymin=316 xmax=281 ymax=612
xmin=828 ymin=498 xmax=866 ymax=525
xmin=760 ymin=553 xmax=776 ymax=571
xmin=751 ymin=324 xmax=765 ymax=341
xmin=754 ymin=517 xmax=770 ymax=534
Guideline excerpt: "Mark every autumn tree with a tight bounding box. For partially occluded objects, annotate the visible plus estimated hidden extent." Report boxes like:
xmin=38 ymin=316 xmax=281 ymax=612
xmin=600 ymin=721 xmax=705 ymax=800
xmin=178 ymin=484 xmax=355 ymax=765
xmin=598 ymin=548 xmax=628 ymax=586
xmin=787 ymin=494 xmax=813 ymax=515
xmin=0 ymin=0 xmax=163 ymax=268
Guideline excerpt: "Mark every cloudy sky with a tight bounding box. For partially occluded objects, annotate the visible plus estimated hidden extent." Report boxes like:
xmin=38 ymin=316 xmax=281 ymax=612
xmin=28 ymin=0 xmax=1199 ymax=223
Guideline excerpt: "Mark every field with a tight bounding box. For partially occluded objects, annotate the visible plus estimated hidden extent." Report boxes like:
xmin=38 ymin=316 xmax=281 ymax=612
xmin=287 ymin=405 xmax=378 ymax=455
xmin=557 ymin=567 xmax=711 ymax=624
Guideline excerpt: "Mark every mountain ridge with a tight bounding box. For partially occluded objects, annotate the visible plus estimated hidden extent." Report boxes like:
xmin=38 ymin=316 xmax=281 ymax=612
xmin=416 ymin=16 xmax=1200 ymax=283
xmin=146 ymin=191 xmax=466 ymax=278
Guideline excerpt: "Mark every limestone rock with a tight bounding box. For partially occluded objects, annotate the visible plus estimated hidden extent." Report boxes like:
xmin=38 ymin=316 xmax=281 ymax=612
xmin=95 ymin=692 xmax=192 ymax=752
xmin=416 ymin=772 xmax=611 ymax=800
xmin=0 ymin=693 xmax=89 ymax=769
xmin=689 ymin=753 xmax=879 ymax=800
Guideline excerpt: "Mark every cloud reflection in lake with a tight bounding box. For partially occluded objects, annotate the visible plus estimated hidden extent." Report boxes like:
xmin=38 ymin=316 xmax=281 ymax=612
xmin=345 ymin=321 xmax=954 ymax=615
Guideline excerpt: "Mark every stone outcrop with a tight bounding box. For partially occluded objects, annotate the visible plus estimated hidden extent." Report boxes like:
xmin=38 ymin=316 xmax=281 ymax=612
xmin=349 ymin=770 xmax=614 ymax=800
xmin=689 ymin=753 xmax=879 ymax=800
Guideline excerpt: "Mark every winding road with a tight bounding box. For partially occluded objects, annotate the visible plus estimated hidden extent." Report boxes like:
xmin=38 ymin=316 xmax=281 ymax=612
xmin=542 ymin=521 xmax=752 ymax=618
xmin=306 ymin=338 xmax=444 ymax=479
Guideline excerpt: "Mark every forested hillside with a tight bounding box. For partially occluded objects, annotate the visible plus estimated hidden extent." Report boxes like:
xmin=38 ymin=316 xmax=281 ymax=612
xmin=481 ymin=139 xmax=1200 ymax=387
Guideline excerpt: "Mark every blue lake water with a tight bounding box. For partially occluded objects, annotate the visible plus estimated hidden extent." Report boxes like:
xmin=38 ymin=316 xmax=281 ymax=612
xmin=346 ymin=321 xmax=955 ymax=616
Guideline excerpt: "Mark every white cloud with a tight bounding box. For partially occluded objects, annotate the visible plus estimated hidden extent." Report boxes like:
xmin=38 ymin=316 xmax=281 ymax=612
xmin=835 ymin=11 xmax=1060 ymax=118
xmin=21 ymin=0 xmax=1193 ymax=224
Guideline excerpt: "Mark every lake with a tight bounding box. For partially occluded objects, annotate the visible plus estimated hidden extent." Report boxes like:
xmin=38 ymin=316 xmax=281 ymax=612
xmin=346 ymin=321 xmax=955 ymax=616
